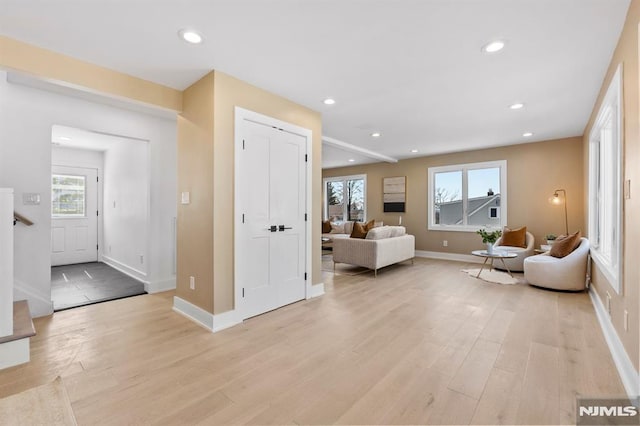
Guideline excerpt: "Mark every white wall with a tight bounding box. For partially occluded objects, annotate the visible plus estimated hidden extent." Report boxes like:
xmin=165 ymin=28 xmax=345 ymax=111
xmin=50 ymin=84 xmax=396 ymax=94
xmin=102 ymin=138 xmax=149 ymax=281
xmin=0 ymin=189 xmax=13 ymax=337
xmin=0 ymin=72 xmax=178 ymax=317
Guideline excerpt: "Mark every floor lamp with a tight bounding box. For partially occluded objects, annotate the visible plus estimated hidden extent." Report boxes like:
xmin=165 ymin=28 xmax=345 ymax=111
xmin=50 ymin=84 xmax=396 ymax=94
xmin=549 ymin=189 xmax=568 ymax=236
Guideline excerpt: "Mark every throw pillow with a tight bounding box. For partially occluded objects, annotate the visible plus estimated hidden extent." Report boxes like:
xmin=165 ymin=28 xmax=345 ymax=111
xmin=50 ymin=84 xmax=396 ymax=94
xmin=322 ymin=220 xmax=332 ymax=233
xmin=500 ymin=226 xmax=527 ymax=248
xmin=550 ymin=231 xmax=581 ymax=258
xmin=365 ymin=219 xmax=376 ymax=231
xmin=330 ymin=223 xmax=345 ymax=234
xmin=350 ymin=222 xmax=368 ymax=239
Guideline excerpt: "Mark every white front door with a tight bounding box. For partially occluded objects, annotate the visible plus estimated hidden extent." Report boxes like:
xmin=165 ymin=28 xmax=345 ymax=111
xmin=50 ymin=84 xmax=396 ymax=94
xmin=51 ymin=166 xmax=99 ymax=266
xmin=238 ymin=119 xmax=307 ymax=319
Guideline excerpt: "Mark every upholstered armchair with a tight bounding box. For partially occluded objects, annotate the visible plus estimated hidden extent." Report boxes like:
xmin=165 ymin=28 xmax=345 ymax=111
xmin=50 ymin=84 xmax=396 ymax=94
xmin=523 ymin=238 xmax=590 ymax=291
xmin=493 ymin=231 xmax=535 ymax=272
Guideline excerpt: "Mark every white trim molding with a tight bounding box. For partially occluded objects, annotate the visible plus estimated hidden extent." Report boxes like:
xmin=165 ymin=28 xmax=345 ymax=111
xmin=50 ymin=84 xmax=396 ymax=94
xmin=308 ymin=283 xmax=325 ymax=299
xmin=102 ymin=255 xmax=148 ymax=284
xmin=589 ymin=287 xmax=640 ymax=400
xmin=0 ymin=338 xmax=30 ymax=370
xmin=145 ymin=277 xmax=176 ymax=294
xmin=172 ymin=297 xmax=242 ymax=333
xmin=415 ymin=250 xmax=484 ymax=264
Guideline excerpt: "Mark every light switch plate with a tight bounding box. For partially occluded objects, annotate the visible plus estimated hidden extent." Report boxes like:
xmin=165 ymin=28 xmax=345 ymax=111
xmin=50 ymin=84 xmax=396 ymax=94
xmin=22 ymin=193 xmax=40 ymax=205
xmin=181 ymin=191 xmax=190 ymax=205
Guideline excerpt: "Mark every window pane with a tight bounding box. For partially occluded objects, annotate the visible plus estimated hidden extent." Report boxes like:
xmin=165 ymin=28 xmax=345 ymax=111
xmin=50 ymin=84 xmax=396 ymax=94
xmin=346 ymin=179 xmax=364 ymax=222
xmin=52 ymin=174 xmax=86 ymax=217
xmin=326 ymin=181 xmax=344 ymax=221
xmin=434 ymin=171 xmax=462 ymax=224
xmin=467 ymin=167 xmax=501 ymax=227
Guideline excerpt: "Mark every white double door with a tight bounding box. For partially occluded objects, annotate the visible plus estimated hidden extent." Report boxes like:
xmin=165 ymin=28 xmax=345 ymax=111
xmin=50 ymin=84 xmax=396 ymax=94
xmin=51 ymin=165 xmax=99 ymax=266
xmin=238 ymin=119 xmax=307 ymax=319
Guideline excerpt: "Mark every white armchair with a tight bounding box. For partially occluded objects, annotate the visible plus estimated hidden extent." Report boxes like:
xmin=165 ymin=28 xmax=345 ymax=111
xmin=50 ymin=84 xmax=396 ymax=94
xmin=493 ymin=231 xmax=535 ymax=272
xmin=524 ymin=238 xmax=590 ymax=291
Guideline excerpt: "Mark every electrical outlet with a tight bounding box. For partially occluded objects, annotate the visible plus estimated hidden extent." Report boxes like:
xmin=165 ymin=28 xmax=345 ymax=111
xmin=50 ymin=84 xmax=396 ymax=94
xmin=624 ymin=179 xmax=631 ymax=199
xmin=606 ymin=291 xmax=611 ymax=314
xmin=443 ymin=240 xmax=448 ymax=247
xmin=624 ymin=310 xmax=629 ymax=331
xmin=139 ymin=255 xmax=144 ymax=264
xmin=190 ymin=276 xmax=195 ymax=290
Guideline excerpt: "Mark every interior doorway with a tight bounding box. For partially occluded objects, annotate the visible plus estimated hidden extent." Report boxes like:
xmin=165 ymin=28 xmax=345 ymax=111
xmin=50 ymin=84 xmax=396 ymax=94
xmin=50 ymin=125 xmax=149 ymax=311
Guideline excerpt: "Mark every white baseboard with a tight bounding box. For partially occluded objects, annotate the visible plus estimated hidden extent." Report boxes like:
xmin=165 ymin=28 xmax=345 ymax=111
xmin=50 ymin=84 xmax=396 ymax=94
xmin=172 ymin=296 xmax=242 ymax=333
xmin=212 ymin=309 xmax=242 ymax=332
xmin=102 ymin=255 xmax=149 ymax=284
xmin=145 ymin=277 xmax=176 ymax=294
xmin=0 ymin=338 xmax=30 ymax=370
xmin=13 ymin=279 xmax=53 ymax=318
xmin=589 ymin=287 xmax=640 ymax=399
xmin=415 ymin=250 xmax=484 ymax=264
xmin=308 ymin=282 xmax=325 ymax=299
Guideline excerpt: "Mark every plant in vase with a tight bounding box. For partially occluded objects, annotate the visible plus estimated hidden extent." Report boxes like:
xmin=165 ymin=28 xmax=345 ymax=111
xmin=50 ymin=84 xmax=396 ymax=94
xmin=477 ymin=228 xmax=502 ymax=254
xmin=546 ymin=234 xmax=557 ymax=245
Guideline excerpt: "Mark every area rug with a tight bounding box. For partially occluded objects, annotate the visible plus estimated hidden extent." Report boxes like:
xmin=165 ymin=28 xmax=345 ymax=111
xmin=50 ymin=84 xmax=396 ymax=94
xmin=462 ymin=268 xmax=523 ymax=285
xmin=0 ymin=376 xmax=77 ymax=425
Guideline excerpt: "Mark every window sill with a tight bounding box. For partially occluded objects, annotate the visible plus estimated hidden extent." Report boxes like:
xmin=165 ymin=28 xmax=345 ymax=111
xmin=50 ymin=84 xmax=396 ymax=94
xmin=590 ymin=248 xmax=621 ymax=294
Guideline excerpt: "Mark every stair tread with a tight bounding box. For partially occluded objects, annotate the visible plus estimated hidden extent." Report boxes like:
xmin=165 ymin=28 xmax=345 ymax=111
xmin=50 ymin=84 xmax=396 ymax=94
xmin=0 ymin=300 xmax=36 ymax=344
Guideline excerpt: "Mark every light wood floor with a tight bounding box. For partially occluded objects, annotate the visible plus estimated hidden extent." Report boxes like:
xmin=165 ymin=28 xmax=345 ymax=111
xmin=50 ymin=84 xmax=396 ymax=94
xmin=0 ymin=258 xmax=626 ymax=425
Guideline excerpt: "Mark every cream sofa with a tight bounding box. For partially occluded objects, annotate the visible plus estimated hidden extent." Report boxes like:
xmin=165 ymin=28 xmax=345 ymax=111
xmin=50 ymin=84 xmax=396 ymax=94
xmin=493 ymin=231 xmax=535 ymax=272
xmin=332 ymin=226 xmax=415 ymax=277
xmin=523 ymin=237 xmax=590 ymax=291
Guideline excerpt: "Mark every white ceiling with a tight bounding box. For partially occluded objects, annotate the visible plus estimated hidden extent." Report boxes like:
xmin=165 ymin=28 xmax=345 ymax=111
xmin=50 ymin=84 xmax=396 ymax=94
xmin=0 ymin=0 xmax=630 ymax=168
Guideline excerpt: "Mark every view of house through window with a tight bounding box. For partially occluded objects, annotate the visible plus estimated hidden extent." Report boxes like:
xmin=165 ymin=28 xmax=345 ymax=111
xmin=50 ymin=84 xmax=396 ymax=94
xmin=429 ymin=161 xmax=506 ymax=231
xmin=52 ymin=174 xmax=86 ymax=217
xmin=324 ymin=175 xmax=366 ymax=222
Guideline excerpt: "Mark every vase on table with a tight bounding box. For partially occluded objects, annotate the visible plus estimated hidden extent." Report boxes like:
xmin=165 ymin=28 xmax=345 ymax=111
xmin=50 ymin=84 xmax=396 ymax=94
xmin=486 ymin=243 xmax=494 ymax=254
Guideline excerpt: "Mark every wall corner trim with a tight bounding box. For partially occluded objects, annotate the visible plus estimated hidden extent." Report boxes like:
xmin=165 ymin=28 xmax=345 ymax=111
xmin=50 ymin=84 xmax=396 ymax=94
xmin=309 ymin=283 xmax=325 ymax=299
xmin=172 ymin=297 xmax=242 ymax=333
xmin=415 ymin=250 xmax=484 ymax=264
xmin=145 ymin=277 xmax=176 ymax=294
xmin=589 ymin=287 xmax=640 ymax=399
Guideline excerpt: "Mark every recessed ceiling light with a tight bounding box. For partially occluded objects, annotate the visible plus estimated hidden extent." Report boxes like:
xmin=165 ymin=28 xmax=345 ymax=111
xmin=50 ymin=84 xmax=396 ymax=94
xmin=411 ymin=149 xmax=418 ymax=153
xmin=323 ymin=98 xmax=336 ymax=105
xmin=509 ymin=103 xmax=524 ymax=110
xmin=178 ymin=29 xmax=203 ymax=44
xmin=482 ymin=40 xmax=505 ymax=53
xmin=523 ymin=132 xmax=534 ymax=137
xmin=348 ymin=159 xmax=355 ymax=162
xmin=371 ymin=132 xmax=381 ymax=138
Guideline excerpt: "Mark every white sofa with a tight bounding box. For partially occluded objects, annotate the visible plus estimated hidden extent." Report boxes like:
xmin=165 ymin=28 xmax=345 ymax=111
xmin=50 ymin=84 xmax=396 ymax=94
xmin=523 ymin=237 xmax=590 ymax=291
xmin=493 ymin=231 xmax=535 ymax=272
xmin=332 ymin=226 xmax=415 ymax=277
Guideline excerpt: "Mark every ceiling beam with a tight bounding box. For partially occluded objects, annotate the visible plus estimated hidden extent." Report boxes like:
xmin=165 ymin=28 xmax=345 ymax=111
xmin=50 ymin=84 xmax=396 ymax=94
xmin=322 ymin=136 xmax=398 ymax=163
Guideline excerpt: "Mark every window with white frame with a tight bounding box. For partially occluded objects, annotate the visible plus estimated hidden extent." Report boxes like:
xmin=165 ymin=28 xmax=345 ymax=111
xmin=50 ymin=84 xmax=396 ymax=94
xmin=589 ymin=64 xmax=622 ymax=293
xmin=51 ymin=174 xmax=86 ymax=217
xmin=428 ymin=160 xmax=507 ymax=231
xmin=323 ymin=174 xmax=366 ymax=222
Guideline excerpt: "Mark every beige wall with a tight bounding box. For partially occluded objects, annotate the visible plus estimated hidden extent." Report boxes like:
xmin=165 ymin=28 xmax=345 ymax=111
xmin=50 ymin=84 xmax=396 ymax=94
xmin=176 ymin=70 xmax=322 ymax=315
xmin=0 ymin=36 xmax=182 ymax=111
xmin=583 ymin=0 xmax=640 ymax=371
xmin=324 ymin=137 xmax=584 ymax=255
xmin=176 ymin=72 xmax=215 ymax=312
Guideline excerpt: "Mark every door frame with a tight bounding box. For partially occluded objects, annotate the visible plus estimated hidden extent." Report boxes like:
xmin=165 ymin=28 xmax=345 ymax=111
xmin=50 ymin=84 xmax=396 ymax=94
xmin=234 ymin=107 xmax=313 ymax=320
xmin=51 ymin=163 xmax=103 ymax=265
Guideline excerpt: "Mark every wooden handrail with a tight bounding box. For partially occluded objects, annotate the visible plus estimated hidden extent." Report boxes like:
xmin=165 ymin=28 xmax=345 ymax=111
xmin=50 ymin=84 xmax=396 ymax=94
xmin=13 ymin=212 xmax=34 ymax=226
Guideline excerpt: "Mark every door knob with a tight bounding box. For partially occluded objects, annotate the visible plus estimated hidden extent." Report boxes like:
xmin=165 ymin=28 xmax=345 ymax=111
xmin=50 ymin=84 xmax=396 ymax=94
xmin=266 ymin=225 xmax=277 ymax=232
xmin=278 ymin=225 xmax=292 ymax=231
